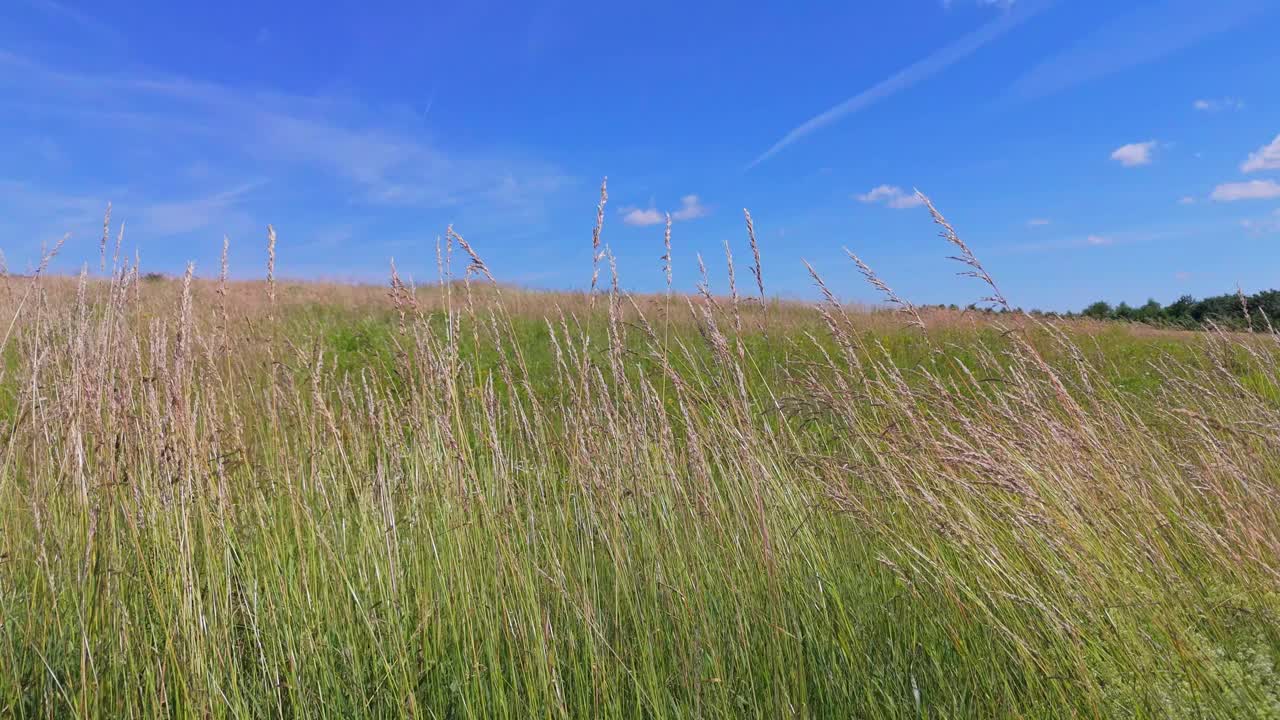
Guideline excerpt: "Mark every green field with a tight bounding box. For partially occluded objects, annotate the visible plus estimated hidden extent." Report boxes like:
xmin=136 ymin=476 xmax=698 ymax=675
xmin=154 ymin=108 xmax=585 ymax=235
xmin=1 ymin=225 xmax=1279 ymax=718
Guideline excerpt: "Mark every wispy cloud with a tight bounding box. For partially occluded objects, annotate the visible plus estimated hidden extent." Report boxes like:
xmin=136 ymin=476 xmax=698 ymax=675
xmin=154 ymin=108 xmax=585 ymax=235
xmin=0 ymin=179 xmax=109 ymax=230
xmin=747 ymin=0 xmax=1055 ymax=168
xmin=856 ymin=185 xmax=924 ymax=210
xmin=1027 ymin=218 xmax=1051 ymax=227
xmin=0 ymin=178 xmax=267 ymax=268
xmin=1240 ymin=209 xmax=1280 ymax=235
xmin=15 ymin=0 xmax=125 ymax=46
xmin=1004 ymin=220 xmax=1233 ymax=254
xmin=1241 ymin=134 xmax=1280 ymax=173
xmin=291 ymin=224 xmax=357 ymax=254
xmin=1211 ymin=180 xmax=1280 ymax=202
xmin=1008 ymin=231 xmax=1119 ymax=252
xmin=0 ymin=50 xmax=569 ymax=216
xmin=670 ymin=194 xmax=709 ymax=221
xmin=137 ymin=182 xmax=266 ymax=236
xmin=1193 ymin=97 xmax=1244 ymax=112
xmin=1178 ymin=196 xmax=1196 ymax=205
xmin=1004 ymin=0 xmax=1269 ymax=102
xmin=621 ymin=194 xmax=710 ymax=226
xmin=620 ymin=207 xmax=664 ymax=227
xmin=1111 ymin=141 xmax=1157 ymax=167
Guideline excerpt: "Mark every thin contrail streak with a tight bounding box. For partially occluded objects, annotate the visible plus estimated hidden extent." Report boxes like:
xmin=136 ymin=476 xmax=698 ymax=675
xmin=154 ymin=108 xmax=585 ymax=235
xmin=746 ymin=0 xmax=1057 ymax=170
xmin=1002 ymin=0 xmax=1269 ymax=104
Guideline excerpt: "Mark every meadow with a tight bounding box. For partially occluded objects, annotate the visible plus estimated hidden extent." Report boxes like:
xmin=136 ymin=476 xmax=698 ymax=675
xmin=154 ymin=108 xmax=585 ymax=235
xmin=1 ymin=197 xmax=1278 ymax=718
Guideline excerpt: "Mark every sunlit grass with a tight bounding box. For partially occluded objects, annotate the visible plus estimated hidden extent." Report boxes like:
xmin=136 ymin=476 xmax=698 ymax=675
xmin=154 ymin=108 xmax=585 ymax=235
xmin=1 ymin=201 xmax=1278 ymax=718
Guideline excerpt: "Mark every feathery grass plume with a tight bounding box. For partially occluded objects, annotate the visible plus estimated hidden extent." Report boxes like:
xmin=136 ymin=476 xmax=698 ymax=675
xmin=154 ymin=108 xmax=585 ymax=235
xmin=435 ymin=235 xmax=445 ymax=285
xmin=389 ymin=257 xmax=407 ymax=331
xmin=265 ymin=224 xmax=279 ymax=415
xmin=131 ymin=246 xmax=141 ymax=311
xmin=695 ymin=252 xmax=711 ymax=302
xmin=662 ymin=212 xmax=673 ymax=294
xmin=176 ymin=261 xmax=195 ymax=393
xmin=744 ymin=208 xmax=765 ymax=301
xmin=604 ymin=246 xmax=631 ymax=411
xmin=441 ymin=230 xmax=460 ymax=350
xmin=919 ymin=190 xmax=1086 ymax=426
xmin=0 ymin=232 xmax=67 ymax=355
xmin=104 ymin=221 xmax=127 ymax=340
xmin=392 ymin=257 xmax=421 ymax=331
xmin=692 ymin=255 xmax=734 ymax=369
xmin=266 ymin=224 xmax=277 ymax=311
xmin=446 ymin=225 xmax=484 ymax=354
xmin=451 ymin=227 xmax=496 ymax=284
xmin=112 ymin=220 xmax=126 ymax=277
xmin=917 ymin=190 xmax=1010 ymax=311
xmin=846 ymin=248 xmax=924 ymax=330
xmin=802 ymin=258 xmax=864 ymax=372
xmin=590 ymin=176 xmax=608 ymax=296
xmin=724 ymin=239 xmax=744 ymax=352
xmin=657 ymin=212 xmax=676 ymax=403
xmin=217 ymin=235 xmax=229 ymax=341
xmin=100 ymin=202 xmax=111 ymax=272
xmin=75 ymin=262 xmax=88 ymax=326
xmin=1237 ymin=284 xmax=1252 ymax=331
xmin=724 ymin=240 xmax=738 ymax=307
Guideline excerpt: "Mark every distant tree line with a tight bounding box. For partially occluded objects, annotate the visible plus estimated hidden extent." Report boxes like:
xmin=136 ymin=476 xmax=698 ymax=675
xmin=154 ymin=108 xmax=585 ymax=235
xmin=1071 ymin=289 xmax=1280 ymax=330
xmin=913 ymin=289 xmax=1280 ymax=331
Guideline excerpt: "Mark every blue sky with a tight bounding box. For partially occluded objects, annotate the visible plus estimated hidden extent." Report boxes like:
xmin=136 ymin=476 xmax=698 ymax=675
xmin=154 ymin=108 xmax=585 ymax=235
xmin=1 ymin=0 xmax=1278 ymax=310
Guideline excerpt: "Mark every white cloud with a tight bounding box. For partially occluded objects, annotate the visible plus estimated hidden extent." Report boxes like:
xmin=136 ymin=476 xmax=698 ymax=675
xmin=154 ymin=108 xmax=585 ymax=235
xmin=1174 ymin=271 xmax=1192 ymax=281
xmin=1193 ymin=97 xmax=1244 ymax=112
xmin=1027 ymin=218 xmax=1051 ymax=227
xmin=1241 ymin=134 xmax=1280 ymax=173
xmin=620 ymin=207 xmax=664 ymax=227
xmin=670 ymin=194 xmax=709 ymax=221
xmin=1085 ymin=234 xmax=1112 ymax=246
xmin=620 ymin=194 xmax=709 ymax=226
xmin=1111 ymin=141 xmax=1157 ymax=167
xmin=1178 ymin=196 xmax=1196 ymax=205
xmin=1211 ymin=180 xmax=1280 ymax=202
xmin=856 ymin=185 xmax=923 ymax=209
